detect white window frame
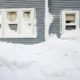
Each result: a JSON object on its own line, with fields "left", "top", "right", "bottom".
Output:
{"left": 61, "top": 10, "right": 79, "bottom": 33}
{"left": 0, "top": 8, "right": 37, "bottom": 38}
{"left": 0, "top": 11, "right": 2, "bottom": 37}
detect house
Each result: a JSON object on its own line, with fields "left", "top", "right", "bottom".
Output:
{"left": 0, "top": 0, "right": 79, "bottom": 44}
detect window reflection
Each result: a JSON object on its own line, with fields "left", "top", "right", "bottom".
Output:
{"left": 65, "top": 14, "right": 75, "bottom": 23}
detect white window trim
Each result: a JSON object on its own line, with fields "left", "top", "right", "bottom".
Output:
{"left": 61, "top": 10, "right": 79, "bottom": 34}
{"left": 0, "top": 8, "right": 37, "bottom": 38}
{"left": 45, "top": 0, "right": 49, "bottom": 40}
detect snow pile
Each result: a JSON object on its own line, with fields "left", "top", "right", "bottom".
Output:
{"left": 0, "top": 36, "right": 80, "bottom": 80}
{"left": 61, "top": 29, "right": 80, "bottom": 42}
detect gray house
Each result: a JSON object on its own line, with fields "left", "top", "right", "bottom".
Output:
{"left": 0, "top": 0, "right": 79, "bottom": 44}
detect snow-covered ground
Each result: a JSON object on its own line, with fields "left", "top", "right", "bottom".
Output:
{"left": 0, "top": 30, "right": 80, "bottom": 80}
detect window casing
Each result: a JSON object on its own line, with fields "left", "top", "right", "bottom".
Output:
{"left": 0, "top": 12, "right": 1, "bottom": 37}
{"left": 61, "top": 10, "right": 79, "bottom": 33}
{"left": 0, "top": 8, "right": 37, "bottom": 38}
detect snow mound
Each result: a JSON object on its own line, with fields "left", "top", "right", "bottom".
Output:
{"left": 0, "top": 34, "right": 80, "bottom": 80}
{"left": 61, "top": 29, "right": 80, "bottom": 42}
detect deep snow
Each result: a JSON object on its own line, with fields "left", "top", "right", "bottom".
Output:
{"left": 0, "top": 30, "right": 80, "bottom": 80}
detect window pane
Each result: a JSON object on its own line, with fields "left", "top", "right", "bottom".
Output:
{"left": 66, "top": 14, "right": 75, "bottom": 23}
{"left": 7, "top": 12, "right": 17, "bottom": 22}
{"left": 9, "top": 24, "right": 17, "bottom": 32}
{"left": 0, "top": 12, "right": 1, "bottom": 34}
{"left": 65, "top": 25, "right": 76, "bottom": 30}
{"left": 23, "top": 11, "right": 31, "bottom": 20}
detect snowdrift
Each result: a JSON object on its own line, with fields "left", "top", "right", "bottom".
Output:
{"left": 0, "top": 32, "right": 80, "bottom": 80}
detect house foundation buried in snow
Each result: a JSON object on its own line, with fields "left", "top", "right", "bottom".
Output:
{"left": 0, "top": 0, "right": 79, "bottom": 44}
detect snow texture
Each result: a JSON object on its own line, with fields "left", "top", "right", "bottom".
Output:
{"left": 0, "top": 30, "right": 80, "bottom": 80}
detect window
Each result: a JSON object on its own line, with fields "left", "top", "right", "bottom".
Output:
{"left": 0, "top": 8, "right": 37, "bottom": 38}
{"left": 61, "top": 10, "right": 79, "bottom": 33}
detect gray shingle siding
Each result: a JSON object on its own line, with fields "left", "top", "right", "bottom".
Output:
{"left": 0, "top": 0, "right": 45, "bottom": 44}
{"left": 49, "top": 0, "right": 80, "bottom": 37}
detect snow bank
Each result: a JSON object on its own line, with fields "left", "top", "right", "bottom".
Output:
{"left": 61, "top": 29, "right": 80, "bottom": 42}
{"left": 0, "top": 34, "right": 80, "bottom": 80}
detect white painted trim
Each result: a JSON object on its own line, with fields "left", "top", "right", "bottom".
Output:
{"left": 45, "top": 0, "right": 49, "bottom": 40}
{"left": 0, "top": 11, "right": 2, "bottom": 37}
{"left": 61, "top": 10, "right": 79, "bottom": 33}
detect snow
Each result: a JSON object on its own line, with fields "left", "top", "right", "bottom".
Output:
{"left": 61, "top": 29, "right": 80, "bottom": 42}
{"left": 0, "top": 30, "right": 80, "bottom": 80}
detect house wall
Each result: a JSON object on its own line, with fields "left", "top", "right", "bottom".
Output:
{"left": 0, "top": 0, "right": 45, "bottom": 44}
{"left": 49, "top": 0, "right": 80, "bottom": 38}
